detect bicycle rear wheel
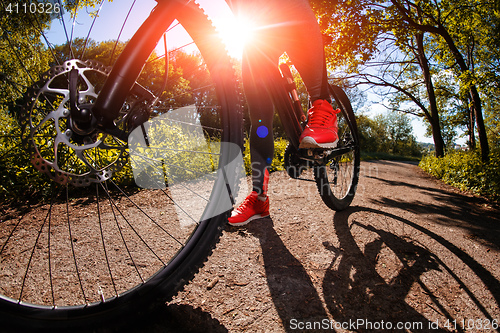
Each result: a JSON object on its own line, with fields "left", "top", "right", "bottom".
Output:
{"left": 0, "top": 1, "right": 243, "bottom": 330}
{"left": 314, "top": 84, "right": 360, "bottom": 211}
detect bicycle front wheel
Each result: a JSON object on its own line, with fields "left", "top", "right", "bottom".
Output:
{"left": 0, "top": 1, "right": 243, "bottom": 330}
{"left": 314, "top": 84, "right": 360, "bottom": 211}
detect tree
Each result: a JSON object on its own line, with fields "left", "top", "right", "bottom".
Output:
{"left": 311, "top": 0, "right": 448, "bottom": 156}
{"left": 0, "top": 1, "right": 63, "bottom": 201}
{"left": 356, "top": 112, "right": 421, "bottom": 156}
{"left": 390, "top": 0, "right": 492, "bottom": 161}
{"left": 0, "top": 0, "right": 112, "bottom": 114}
{"left": 0, "top": 1, "right": 53, "bottom": 114}
{"left": 383, "top": 112, "right": 420, "bottom": 156}
{"left": 311, "top": 0, "right": 498, "bottom": 161}
{"left": 357, "top": 114, "right": 390, "bottom": 153}
{"left": 387, "top": 31, "right": 448, "bottom": 157}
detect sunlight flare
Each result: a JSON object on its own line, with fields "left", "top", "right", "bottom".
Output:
{"left": 213, "top": 13, "right": 257, "bottom": 59}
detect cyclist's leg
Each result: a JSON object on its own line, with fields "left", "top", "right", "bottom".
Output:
{"left": 227, "top": 46, "right": 275, "bottom": 226}
{"left": 241, "top": 46, "right": 279, "bottom": 196}
{"left": 272, "top": 0, "right": 331, "bottom": 102}
{"left": 277, "top": 0, "right": 339, "bottom": 148}
{"left": 230, "top": 0, "right": 329, "bottom": 101}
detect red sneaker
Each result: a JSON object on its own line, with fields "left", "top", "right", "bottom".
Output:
{"left": 299, "top": 99, "right": 340, "bottom": 149}
{"left": 228, "top": 191, "right": 270, "bottom": 226}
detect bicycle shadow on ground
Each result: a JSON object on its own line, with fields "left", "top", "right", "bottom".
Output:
{"left": 246, "top": 204, "right": 499, "bottom": 333}
{"left": 325, "top": 206, "right": 444, "bottom": 331}
{"left": 245, "top": 217, "right": 330, "bottom": 332}
{"left": 246, "top": 213, "right": 444, "bottom": 332}
{"left": 324, "top": 205, "right": 499, "bottom": 333}
{"left": 367, "top": 174, "right": 500, "bottom": 250}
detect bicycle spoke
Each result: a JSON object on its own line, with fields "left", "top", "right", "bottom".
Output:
{"left": 80, "top": 0, "right": 106, "bottom": 60}
{"left": 47, "top": 198, "right": 55, "bottom": 307}
{"left": 1, "top": 2, "right": 243, "bottom": 325}
{"left": 101, "top": 181, "right": 148, "bottom": 287}
{"left": 109, "top": 176, "right": 200, "bottom": 231}
{"left": 96, "top": 184, "right": 119, "bottom": 298}
{"left": 102, "top": 184, "right": 165, "bottom": 266}
{"left": 19, "top": 205, "right": 49, "bottom": 303}
{"left": 65, "top": 186, "right": 88, "bottom": 305}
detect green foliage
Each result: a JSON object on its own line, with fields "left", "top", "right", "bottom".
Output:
{"left": 311, "top": 0, "right": 497, "bottom": 161}
{"left": 419, "top": 148, "right": 500, "bottom": 200}
{"left": 0, "top": 4, "right": 52, "bottom": 113}
{"left": 357, "top": 112, "right": 422, "bottom": 158}
{"left": 131, "top": 119, "right": 221, "bottom": 185}
{"left": 310, "top": 0, "right": 383, "bottom": 70}
{"left": 242, "top": 137, "right": 288, "bottom": 175}
{"left": 53, "top": 38, "right": 127, "bottom": 65}
{"left": 0, "top": 4, "right": 220, "bottom": 202}
{"left": 0, "top": 111, "right": 50, "bottom": 202}
{"left": 0, "top": 3, "right": 57, "bottom": 202}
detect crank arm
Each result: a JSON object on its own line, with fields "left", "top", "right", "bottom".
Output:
{"left": 298, "top": 144, "right": 357, "bottom": 163}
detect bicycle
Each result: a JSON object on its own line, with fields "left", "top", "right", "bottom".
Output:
{"left": 0, "top": 0, "right": 359, "bottom": 330}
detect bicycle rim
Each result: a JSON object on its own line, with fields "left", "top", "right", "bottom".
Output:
{"left": 314, "top": 85, "right": 360, "bottom": 211}
{"left": 0, "top": 0, "right": 243, "bottom": 329}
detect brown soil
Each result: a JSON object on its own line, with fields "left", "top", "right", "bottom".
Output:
{"left": 126, "top": 160, "right": 500, "bottom": 332}
{"left": 3, "top": 160, "right": 500, "bottom": 332}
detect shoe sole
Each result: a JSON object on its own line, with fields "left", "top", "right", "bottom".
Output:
{"left": 228, "top": 213, "right": 270, "bottom": 227}
{"left": 299, "top": 136, "right": 339, "bottom": 149}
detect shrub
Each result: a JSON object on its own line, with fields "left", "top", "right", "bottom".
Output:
{"left": 0, "top": 111, "right": 50, "bottom": 203}
{"left": 419, "top": 149, "right": 500, "bottom": 200}
{"left": 243, "top": 137, "right": 288, "bottom": 175}
{"left": 0, "top": 113, "right": 291, "bottom": 203}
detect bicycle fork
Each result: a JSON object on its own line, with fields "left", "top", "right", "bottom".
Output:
{"left": 83, "top": 1, "right": 186, "bottom": 139}
{"left": 279, "top": 63, "right": 306, "bottom": 124}
{"left": 271, "top": 63, "right": 305, "bottom": 150}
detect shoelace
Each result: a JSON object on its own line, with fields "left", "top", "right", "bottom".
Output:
{"left": 308, "top": 107, "right": 333, "bottom": 127}
{"left": 235, "top": 194, "right": 258, "bottom": 213}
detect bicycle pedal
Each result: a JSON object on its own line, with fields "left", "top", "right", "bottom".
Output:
{"left": 299, "top": 148, "right": 331, "bottom": 161}
{"left": 307, "top": 149, "right": 324, "bottom": 159}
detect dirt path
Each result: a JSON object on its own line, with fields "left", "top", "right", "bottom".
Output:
{"left": 129, "top": 160, "right": 500, "bottom": 332}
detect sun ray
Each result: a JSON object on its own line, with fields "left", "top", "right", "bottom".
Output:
{"left": 207, "top": 3, "right": 257, "bottom": 59}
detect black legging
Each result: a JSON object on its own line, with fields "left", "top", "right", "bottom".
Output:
{"left": 232, "top": 0, "right": 330, "bottom": 194}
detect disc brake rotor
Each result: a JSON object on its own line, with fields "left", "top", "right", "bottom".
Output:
{"left": 19, "top": 59, "right": 129, "bottom": 187}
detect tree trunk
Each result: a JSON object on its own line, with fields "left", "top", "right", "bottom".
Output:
{"left": 436, "top": 24, "right": 489, "bottom": 161}
{"left": 391, "top": 0, "right": 490, "bottom": 161}
{"left": 469, "top": 86, "right": 489, "bottom": 162}
{"left": 429, "top": 112, "right": 445, "bottom": 157}
{"left": 415, "top": 33, "right": 445, "bottom": 157}
{"left": 469, "top": 103, "right": 476, "bottom": 149}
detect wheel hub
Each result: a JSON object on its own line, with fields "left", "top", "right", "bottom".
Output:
{"left": 19, "top": 59, "right": 129, "bottom": 187}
